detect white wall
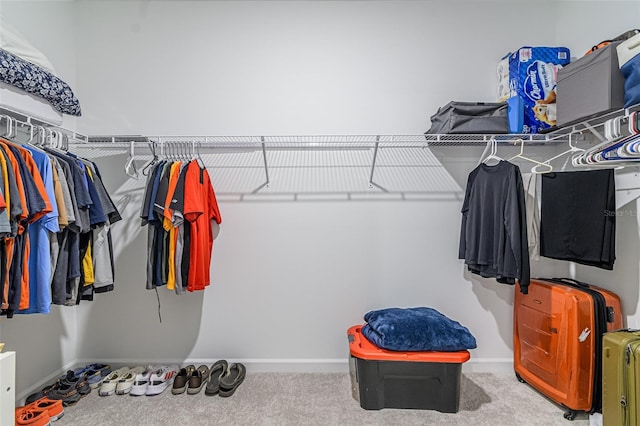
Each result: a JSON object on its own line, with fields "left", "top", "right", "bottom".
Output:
{"left": 0, "top": 0, "right": 79, "bottom": 399}
{"left": 74, "top": 0, "right": 561, "bottom": 136}
{"left": 71, "top": 0, "right": 559, "bottom": 370}
{"left": 3, "top": 0, "right": 640, "bottom": 396}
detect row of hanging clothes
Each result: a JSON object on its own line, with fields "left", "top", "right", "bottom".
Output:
{"left": 0, "top": 114, "right": 121, "bottom": 318}
{"left": 459, "top": 113, "right": 631, "bottom": 294}
{"left": 138, "top": 142, "right": 222, "bottom": 294}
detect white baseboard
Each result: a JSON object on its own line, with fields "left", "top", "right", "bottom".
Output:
{"left": 234, "top": 359, "right": 350, "bottom": 373}
{"left": 75, "top": 357, "right": 514, "bottom": 375}
{"left": 462, "top": 358, "right": 514, "bottom": 374}
{"left": 76, "top": 358, "right": 351, "bottom": 373}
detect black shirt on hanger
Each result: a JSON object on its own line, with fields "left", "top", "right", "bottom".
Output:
{"left": 459, "top": 160, "right": 530, "bottom": 293}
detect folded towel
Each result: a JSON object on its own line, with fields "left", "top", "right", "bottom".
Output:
{"left": 361, "top": 307, "right": 477, "bottom": 352}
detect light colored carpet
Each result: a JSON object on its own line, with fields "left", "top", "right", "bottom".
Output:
{"left": 52, "top": 372, "right": 590, "bottom": 426}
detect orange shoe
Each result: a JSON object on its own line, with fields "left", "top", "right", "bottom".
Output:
{"left": 27, "top": 397, "right": 64, "bottom": 422}
{"left": 15, "top": 406, "right": 51, "bottom": 426}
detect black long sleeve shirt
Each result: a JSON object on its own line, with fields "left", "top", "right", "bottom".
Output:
{"left": 459, "top": 160, "right": 530, "bottom": 294}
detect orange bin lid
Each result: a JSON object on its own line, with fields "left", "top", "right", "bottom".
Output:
{"left": 348, "top": 325, "right": 471, "bottom": 363}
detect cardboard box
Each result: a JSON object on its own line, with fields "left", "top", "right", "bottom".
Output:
{"left": 347, "top": 325, "right": 470, "bottom": 412}
{"left": 498, "top": 47, "right": 570, "bottom": 133}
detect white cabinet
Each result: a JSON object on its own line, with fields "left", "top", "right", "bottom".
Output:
{"left": 0, "top": 351, "right": 16, "bottom": 426}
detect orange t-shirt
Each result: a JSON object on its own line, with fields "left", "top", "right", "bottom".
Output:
{"left": 182, "top": 161, "right": 221, "bottom": 291}
{"left": 162, "top": 162, "right": 181, "bottom": 290}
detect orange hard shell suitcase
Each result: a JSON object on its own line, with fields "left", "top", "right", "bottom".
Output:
{"left": 514, "top": 278, "right": 623, "bottom": 420}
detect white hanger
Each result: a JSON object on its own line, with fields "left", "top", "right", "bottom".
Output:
{"left": 124, "top": 141, "right": 139, "bottom": 179}
{"left": 538, "top": 133, "right": 584, "bottom": 171}
{"left": 508, "top": 138, "right": 553, "bottom": 173}
{"left": 2, "top": 115, "right": 15, "bottom": 140}
{"left": 482, "top": 138, "right": 503, "bottom": 165}
{"left": 572, "top": 116, "right": 627, "bottom": 167}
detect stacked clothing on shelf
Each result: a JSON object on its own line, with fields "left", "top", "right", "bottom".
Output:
{"left": 0, "top": 139, "right": 120, "bottom": 317}
{"left": 140, "top": 159, "right": 222, "bottom": 293}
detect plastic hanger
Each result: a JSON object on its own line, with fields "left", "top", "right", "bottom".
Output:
{"left": 55, "top": 130, "right": 66, "bottom": 150}
{"left": 481, "top": 138, "right": 503, "bottom": 165}
{"left": 1, "top": 115, "right": 15, "bottom": 140}
{"left": 142, "top": 141, "right": 159, "bottom": 176}
{"left": 508, "top": 138, "right": 553, "bottom": 173}
{"left": 572, "top": 116, "right": 628, "bottom": 166}
{"left": 124, "top": 141, "right": 139, "bottom": 179}
{"left": 537, "top": 134, "right": 584, "bottom": 171}
{"left": 191, "top": 140, "right": 205, "bottom": 168}
{"left": 196, "top": 141, "right": 205, "bottom": 168}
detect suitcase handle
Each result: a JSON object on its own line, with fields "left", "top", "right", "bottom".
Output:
{"left": 611, "top": 328, "right": 640, "bottom": 333}
{"left": 550, "top": 277, "right": 590, "bottom": 289}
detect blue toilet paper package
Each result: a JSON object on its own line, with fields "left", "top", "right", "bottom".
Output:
{"left": 498, "top": 46, "right": 570, "bottom": 133}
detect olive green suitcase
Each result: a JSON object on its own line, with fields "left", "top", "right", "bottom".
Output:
{"left": 602, "top": 330, "right": 640, "bottom": 425}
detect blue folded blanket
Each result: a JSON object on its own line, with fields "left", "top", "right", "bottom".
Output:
{"left": 361, "top": 307, "right": 477, "bottom": 352}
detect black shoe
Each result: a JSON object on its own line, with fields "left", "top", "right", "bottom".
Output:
{"left": 46, "top": 381, "right": 82, "bottom": 407}
{"left": 60, "top": 370, "right": 91, "bottom": 397}
{"left": 219, "top": 363, "right": 246, "bottom": 397}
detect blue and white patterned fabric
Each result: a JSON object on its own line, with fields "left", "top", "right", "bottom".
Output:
{"left": 0, "top": 48, "right": 81, "bottom": 116}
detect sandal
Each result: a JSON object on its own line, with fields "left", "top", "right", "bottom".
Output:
{"left": 219, "top": 363, "right": 246, "bottom": 397}
{"left": 25, "top": 397, "right": 64, "bottom": 422}
{"left": 204, "top": 360, "right": 228, "bottom": 396}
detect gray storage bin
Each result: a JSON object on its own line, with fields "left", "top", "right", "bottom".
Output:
{"left": 425, "top": 101, "right": 509, "bottom": 134}
{"left": 556, "top": 42, "right": 625, "bottom": 127}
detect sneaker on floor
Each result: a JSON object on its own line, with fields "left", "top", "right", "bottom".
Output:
{"left": 59, "top": 371, "right": 91, "bottom": 398}
{"left": 15, "top": 407, "right": 51, "bottom": 426}
{"left": 82, "top": 364, "right": 112, "bottom": 389}
{"left": 146, "top": 364, "right": 179, "bottom": 396}
{"left": 26, "top": 397, "right": 64, "bottom": 422}
{"left": 116, "top": 366, "right": 145, "bottom": 395}
{"left": 99, "top": 367, "right": 130, "bottom": 396}
{"left": 45, "top": 381, "right": 82, "bottom": 407}
{"left": 171, "top": 365, "right": 195, "bottom": 395}
{"left": 187, "top": 365, "right": 210, "bottom": 395}
{"left": 129, "top": 366, "right": 156, "bottom": 397}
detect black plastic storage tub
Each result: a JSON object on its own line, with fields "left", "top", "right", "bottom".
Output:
{"left": 347, "top": 325, "right": 470, "bottom": 412}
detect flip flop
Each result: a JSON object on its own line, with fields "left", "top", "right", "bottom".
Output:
{"left": 219, "top": 363, "right": 246, "bottom": 397}
{"left": 204, "top": 360, "right": 228, "bottom": 396}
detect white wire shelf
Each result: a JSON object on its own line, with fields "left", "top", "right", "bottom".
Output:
{"left": 84, "top": 132, "right": 569, "bottom": 148}
{"left": 7, "top": 105, "right": 636, "bottom": 201}
{"left": 72, "top": 132, "right": 579, "bottom": 200}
